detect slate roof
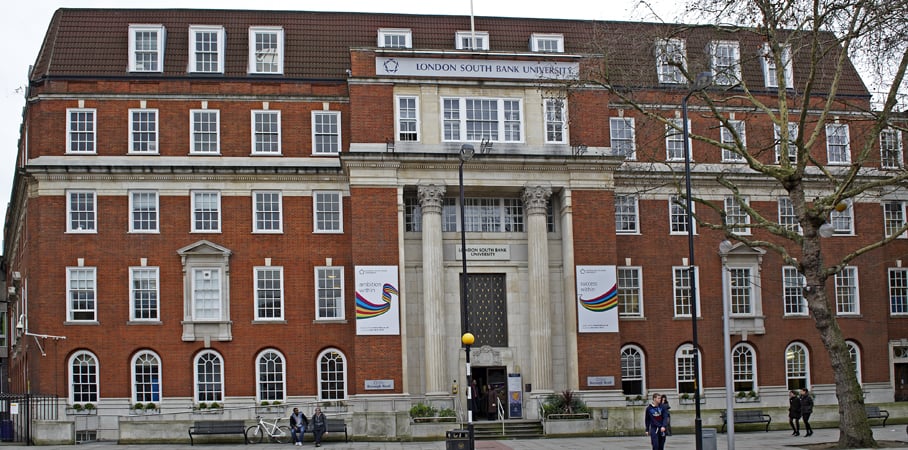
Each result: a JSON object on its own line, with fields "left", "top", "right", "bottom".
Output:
{"left": 30, "top": 8, "right": 869, "bottom": 97}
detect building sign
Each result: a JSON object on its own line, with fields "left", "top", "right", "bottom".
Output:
{"left": 455, "top": 245, "right": 510, "bottom": 260}
{"left": 355, "top": 266, "right": 400, "bottom": 335}
{"left": 376, "top": 57, "right": 579, "bottom": 80}
{"left": 507, "top": 373, "right": 523, "bottom": 419}
{"left": 365, "top": 379, "right": 395, "bottom": 390}
{"left": 587, "top": 376, "right": 615, "bottom": 387}
{"left": 576, "top": 265, "right": 620, "bottom": 333}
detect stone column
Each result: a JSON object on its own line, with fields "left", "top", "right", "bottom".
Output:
{"left": 418, "top": 184, "right": 447, "bottom": 395}
{"left": 523, "top": 184, "right": 553, "bottom": 391}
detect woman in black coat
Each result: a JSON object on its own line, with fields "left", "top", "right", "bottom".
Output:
{"left": 788, "top": 390, "right": 801, "bottom": 436}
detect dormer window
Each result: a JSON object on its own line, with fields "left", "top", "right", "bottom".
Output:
{"left": 762, "top": 43, "right": 793, "bottom": 89}
{"left": 378, "top": 28, "right": 412, "bottom": 48}
{"left": 248, "top": 27, "right": 284, "bottom": 74}
{"left": 456, "top": 31, "right": 489, "bottom": 50}
{"left": 129, "top": 25, "right": 165, "bottom": 73}
{"left": 655, "top": 38, "right": 686, "bottom": 84}
{"left": 531, "top": 33, "right": 564, "bottom": 53}
{"left": 189, "top": 25, "right": 225, "bottom": 74}
{"left": 710, "top": 40, "right": 741, "bottom": 86}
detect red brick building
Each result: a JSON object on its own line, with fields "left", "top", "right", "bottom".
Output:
{"left": 2, "top": 7, "right": 906, "bottom": 443}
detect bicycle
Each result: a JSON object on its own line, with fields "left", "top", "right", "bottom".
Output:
{"left": 246, "top": 415, "right": 291, "bottom": 444}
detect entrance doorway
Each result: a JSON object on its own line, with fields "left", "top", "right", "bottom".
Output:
{"left": 472, "top": 366, "right": 507, "bottom": 420}
{"left": 895, "top": 363, "right": 908, "bottom": 401}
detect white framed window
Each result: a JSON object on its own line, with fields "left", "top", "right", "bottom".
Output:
{"left": 129, "top": 108, "right": 159, "bottom": 154}
{"left": 672, "top": 266, "right": 700, "bottom": 317}
{"left": 256, "top": 349, "right": 286, "bottom": 402}
{"left": 615, "top": 195, "right": 639, "bottom": 234}
{"left": 312, "top": 111, "right": 341, "bottom": 154}
{"left": 881, "top": 128, "right": 904, "bottom": 169}
{"left": 830, "top": 200, "right": 854, "bottom": 235}
{"left": 378, "top": 28, "right": 412, "bottom": 48}
{"left": 710, "top": 40, "right": 741, "bottom": 86}
{"left": 775, "top": 122, "right": 798, "bottom": 163}
{"left": 655, "top": 38, "right": 686, "bottom": 84}
{"left": 620, "top": 345, "right": 646, "bottom": 395}
{"left": 883, "top": 201, "right": 907, "bottom": 238}
{"left": 724, "top": 196, "right": 750, "bottom": 234}
{"left": 129, "top": 25, "right": 165, "bottom": 72}
{"left": 190, "top": 109, "right": 220, "bottom": 154}
{"left": 316, "top": 266, "right": 344, "bottom": 319}
{"left": 194, "top": 350, "right": 224, "bottom": 403}
{"left": 727, "top": 267, "right": 754, "bottom": 315}
{"left": 462, "top": 198, "right": 526, "bottom": 232}
{"left": 314, "top": 191, "right": 343, "bottom": 233}
{"left": 889, "top": 267, "right": 908, "bottom": 315}
{"left": 846, "top": 340, "right": 862, "bottom": 385}
{"left": 762, "top": 43, "right": 793, "bottom": 89}
{"left": 826, "top": 123, "right": 851, "bottom": 164}
{"left": 192, "top": 191, "right": 221, "bottom": 233}
{"left": 67, "top": 190, "right": 97, "bottom": 233}
{"left": 248, "top": 27, "right": 283, "bottom": 74}
{"left": 834, "top": 267, "right": 860, "bottom": 315}
{"left": 67, "top": 108, "right": 97, "bottom": 154}
{"left": 782, "top": 266, "right": 807, "bottom": 316}
{"left": 785, "top": 342, "right": 810, "bottom": 390}
{"left": 669, "top": 196, "right": 694, "bottom": 234}
{"left": 67, "top": 267, "right": 97, "bottom": 322}
{"left": 130, "top": 266, "right": 159, "bottom": 321}
{"left": 70, "top": 351, "right": 99, "bottom": 405}
{"left": 721, "top": 120, "right": 746, "bottom": 161}
{"left": 610, "top": 117, "right": 636, "bottom": 159}
{"left": 396, "top": 96, "right": 419, "bottom": 142}
{"left": 665, "top": 118, "right": 690, "bottom": 161}
{"left": 189, "top": 25, "right": 225, "bottom": 73}
{"left": 778, "top": 196, "right": 801, "bottom": 233}
{"left": 544, "top": 98, "right": 566, "bottom": 143}
{"left": 192, "top": 268, "right": 223, "bottom": 320}
{"left": 255, "top": 266, "right": 284, "bottom": 320}
{"left": 732, "top": 343, "right": 757, "bottom": 392}
{"left": 675, "top": 344, "right": 701, "bottom": 394}
{"left": 132, "top": 351, "right": 162, "bottom": 403}
{"left": 617, "top": 267, "right": 643, "bottom": 317}
{"left": 251, "top": 110, "right": 281, "bottom": 154}
{"left": 318, "top": 349, "right": 348, "bottom": 400}
{"left": 455, "top": 31, "right": 489, "bottom": 50}
{"left": 442, "top": 98, "right": 523, "bottom": 143}
{"left": 129, "top": 190, "right": 159, "bottom": 233}
{"left": 531, "top": 33, "right": 564, "bottom": 52}
{"left": 253, "top": 191, "right": 282, "bottom": 233}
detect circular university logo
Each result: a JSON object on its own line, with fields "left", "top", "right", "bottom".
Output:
{"left": 383, "top": 59, "right": 399, "bottom": 73}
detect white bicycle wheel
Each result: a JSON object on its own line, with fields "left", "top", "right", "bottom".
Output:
{"left": 246, "top": 425, "right": 264, "bottom": 444}
{"left": 273, "top": 425, "right": 292, "bottom": 444}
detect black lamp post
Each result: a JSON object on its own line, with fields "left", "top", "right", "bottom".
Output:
{"left": 459, "top": 144, "right": 475, "bottom": 450}
{"left": 681, "top": 71, "right": 712, "bottom": 450}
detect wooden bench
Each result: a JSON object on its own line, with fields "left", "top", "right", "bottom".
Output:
{"left": 720, "top": 410, "right": 771, "bottom": 432}
{"left": 303, "top": 418, "right": 348, "bottom": 443}
{"left": 866, "top": 405, "right": 890, "bottom": 427}
{"left": 188, "top": 420, "right": 248, "bottom": 446}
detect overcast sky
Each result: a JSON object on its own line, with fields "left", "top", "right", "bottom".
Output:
{"left": 0, "top": 1, "right": 679, "bottom": 243}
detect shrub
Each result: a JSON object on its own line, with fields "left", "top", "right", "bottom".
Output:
{"left": 438, "top": 408, "right": 456, "bottom": 417}
{"left": 260, "top": 401, "right": 270, "bottom": 406}
{"left": 197, "top": 402, "right": 208, "bottom": 409}
{"left": 84, "top": 403, "right": 96, "bottom": 411}
{"left": 72, "top": 404, "right": 84, "bottom": 412}
{"left": 132, "top": 403, "right": 144, "bottom": 411}
{"left": 541, "top": 389, "right": 590, "bottom": 418}
{"left": 144, "top": 402, "right": 156, "bottom": 410}
{"left": 209, "top": 402, "right": 221, "bottom": 409}
{"left": 409, "top": 402, "right": 437, "bottom": 418}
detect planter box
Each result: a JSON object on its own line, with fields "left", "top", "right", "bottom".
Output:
{"left": 543, "top": 417, "right": 595, "bottom": 435}
{"left": 734, "top": 397, "right": 760, "bottom": 403}
{"left": 412, "top": 417, "right": 456, "bottom": 423}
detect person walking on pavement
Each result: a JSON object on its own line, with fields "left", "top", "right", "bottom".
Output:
{"left": 659, "top": 394, "right": 672, "bottom": 436}
{"left": 311, "top": 406, "right": 327, "bottom": 447}
{"left": 644, "top": 393, "right": 669, "bottom": 450}
{"left": 289, "top": 407, "right": 309, "bottom": 446}
{"left": 788, "top": 390, "right": 801, "bottom": 436}
{"left": 799, "top": 388, "right": 814, "bottom": 437}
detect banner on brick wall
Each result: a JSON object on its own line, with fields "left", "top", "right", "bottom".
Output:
{"left": 576, "top": 265, "right": 619, "bottom": 333}
{"left": 355, "top": 266, "right": 400, "bottom": 335}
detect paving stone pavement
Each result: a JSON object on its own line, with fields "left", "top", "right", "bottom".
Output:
{"left": 6, "top": 426, "right": 906, "bottom": 449}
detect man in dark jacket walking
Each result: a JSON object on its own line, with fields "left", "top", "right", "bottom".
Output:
{"left": 788, "top": 390, "right": 801, "bottom": 436}
{"left": 799, "top": 388, "right": 814, "bottom": 437}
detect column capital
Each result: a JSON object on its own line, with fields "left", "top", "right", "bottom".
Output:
{"left": 418, "top": 184, "right": 447, "bottom": 214}
{"left": 522, "top": 184, "right": 552, "bottom": 215}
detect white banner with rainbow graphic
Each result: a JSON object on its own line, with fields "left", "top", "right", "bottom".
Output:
{"left": 354, "top": 266, "right": 400, "bottom": 335}
{"left": 576, "top": 265, "right": 619, "bottom": 333}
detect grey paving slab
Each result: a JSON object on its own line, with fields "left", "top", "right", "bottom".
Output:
{"left": 3, "top": 427, "right": 907, "bottom": 449}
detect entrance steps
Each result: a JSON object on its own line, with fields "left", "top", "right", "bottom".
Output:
{"left": 470, "top": 419, "right": 544, "bottom": 439}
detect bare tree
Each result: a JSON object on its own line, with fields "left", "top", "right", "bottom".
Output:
{"left": 574, "top": 0, "right": 908, "bottom": 447}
